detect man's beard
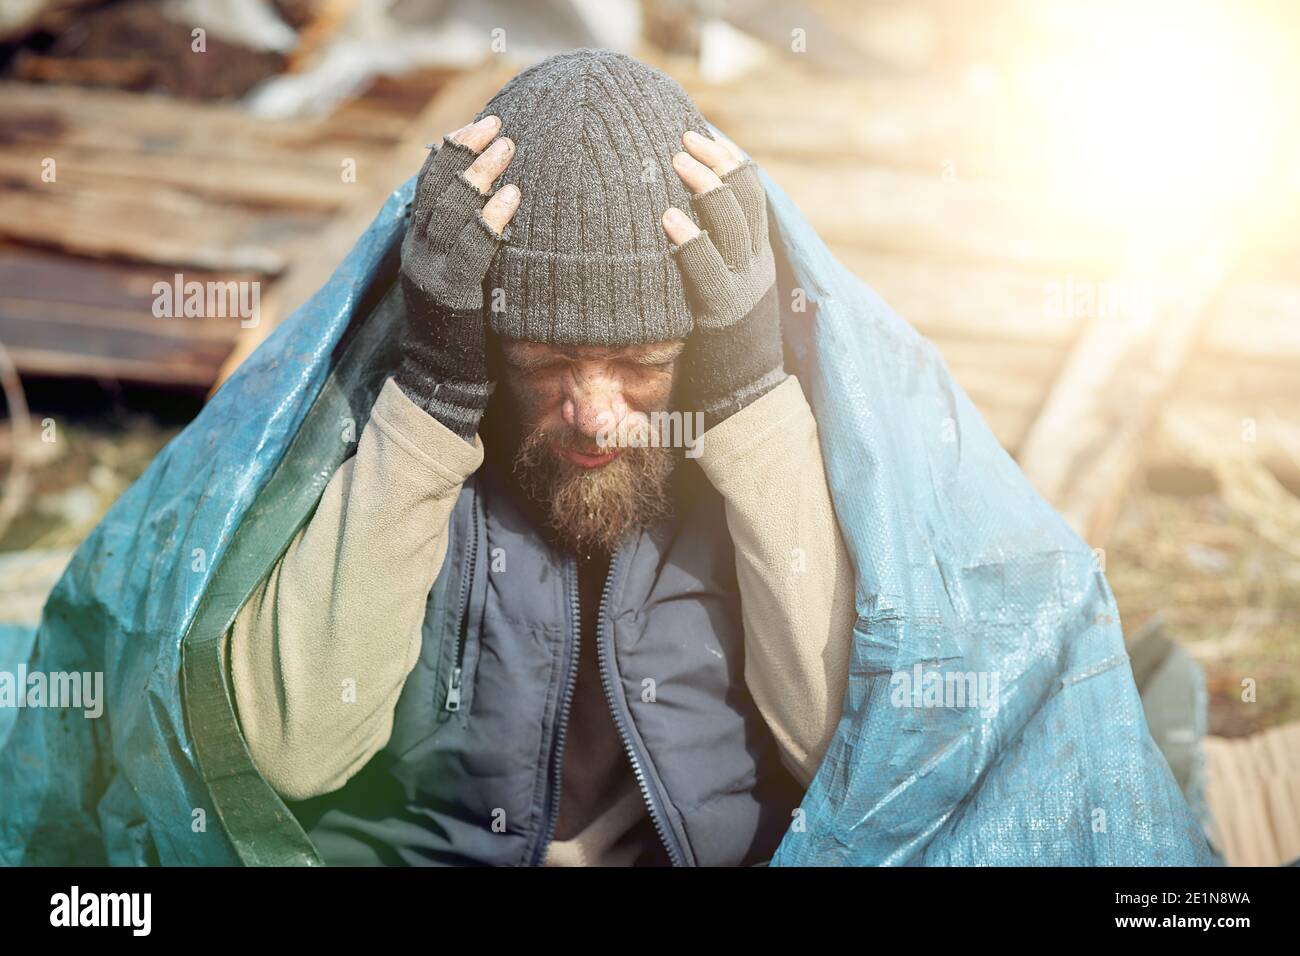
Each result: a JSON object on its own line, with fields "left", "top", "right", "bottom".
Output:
{"left": 512, "top": 423, "right": 677, "bottom": 556}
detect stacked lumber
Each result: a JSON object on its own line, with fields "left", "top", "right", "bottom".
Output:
{"left": 0, "top": 70, "right": 454, "bottom": 385}
{"left": 1204, "top": 721, "right": 1300, "bottom": 866}
{"left": 0, "top": 246, "right": 243, "bottom": 385}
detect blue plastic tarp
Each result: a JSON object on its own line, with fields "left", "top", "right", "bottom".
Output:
{"left": 0, "top": 153, "right": 1216, "bottom": 866}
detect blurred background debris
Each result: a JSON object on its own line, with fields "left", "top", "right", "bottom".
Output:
{"left": 0, "top": 0, "right": 1297, "bottom": 865}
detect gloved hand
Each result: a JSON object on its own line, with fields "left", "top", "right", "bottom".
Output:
{"left": 662, "top": 131, "right": 785, "bottom": 430}
{"left": 397, "top": 115, "right": 520, "bottom": 442}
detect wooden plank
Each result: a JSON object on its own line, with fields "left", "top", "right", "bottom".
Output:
{"left": 0, "top": 97, "right": 393, "bottom": 187}
{"left": 687, "top": 68, "right": 1047, "bottom": 185}
{"left": 836, "top": 248, "right": 1082, "bottom": 344}
{"left": 0, "top": 179, "right": 323, "bottom": 272}
{"left": 0, "top": 246, "right": 246, "bottom": 382}
{"left": 1175, "top": 353, "right": 1300, "bottom": 403}
{"left": 1205, "top": 721, "right": 1300, "bottom": 866}
{"left": 1016, "top": 242, "right": 1235, "bottom": 545}
{"left": 762, "top": 159, "right": 1122, "bottom": 274}
{"left": 0, "top": 80, "right": 390, "bottom": 155}
{"left": 214, "top": 61, "right": 519, "bottom": 387}
{"left": 1, "top": 296, "right": 244, "bottom": 343}
{"left": 11, "top": 54, "right": 154, "bottom": 87}
{"left": 0, "top": 314, "right": 232, "bottom": 385}
{"left": 0, "top": 245, "right": 247, "bottom": 333}
{"left": 0, "top": 81, "right": 404, "bottom": 266}
{"left": 0, "top": 346, "right": 223, "bottom": 386}
{"left": 1152, "top": 401, "right": 1300, "bottom": 478}
{"left": 1204, "top": 280, "right": 1300, "bottom": 361}
{"left": 0, "top": 143, "right": 379, "bottom": 212}
{"left": 0, "top": 243, "right": 189, "bottom": 309}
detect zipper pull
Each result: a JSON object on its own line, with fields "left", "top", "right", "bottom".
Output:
{"left": 445, "top": 666, "right": 463, "bottom": 712}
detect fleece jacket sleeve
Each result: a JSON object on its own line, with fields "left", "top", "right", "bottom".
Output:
{"left": 695, "top": 374, "right": 857, "bottom": 788}
{"left": 225, "top": 376, "right": 483, "bottom": 802}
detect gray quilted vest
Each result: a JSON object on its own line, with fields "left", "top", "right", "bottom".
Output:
{"left": 289, "top": 449, "right": 804, "bottom": 865}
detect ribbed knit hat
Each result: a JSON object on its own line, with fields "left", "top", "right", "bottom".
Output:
{"left": 473, "top": 49, "right": 710, "bottom": 346}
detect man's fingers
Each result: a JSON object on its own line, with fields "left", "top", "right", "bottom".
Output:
{"left": 481, "top": 183, "right": 521, "bottom": 237}
{"left": 661, "top": 206, "right": 700, "bottom": 245}
{"left": 671, "top": 150, "right": 722, "bottom": 195}
{"left": 446, "top": 114, "right": 501, "bottom": 152}
{"left": 714, "top": 132, "right": 746, "bottom": 165}
{"left": 463, "top": 136, "right": 515, "bottom": 194}
{"left": 682, "top": 130, "right": 741, "bottom": 178}
{"left": 410, "top": 116, "right": 499, "bottom": 235}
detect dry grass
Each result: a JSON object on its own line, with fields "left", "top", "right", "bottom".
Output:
{"left": 1108, "top": 411, "right": 1300, "bottom": 737}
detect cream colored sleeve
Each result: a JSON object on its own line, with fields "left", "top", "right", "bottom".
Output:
{"left": 226, "top": 376, "right": 484, "bottom": 802}
{"left": 695, "top": 375, "right": 856, "bottom": 788}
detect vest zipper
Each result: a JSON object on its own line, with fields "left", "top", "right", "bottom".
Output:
{"left": 532, "top": 548, "right": 689, "bottom": 866}
{"left": 444, "top": 490, "right": 480, "bottom": 713}
{"left": 529, "top": 560, "right": 583, "bottom": 864}
{"left": 592, "top": 549, "right": 688, "bottom": 866}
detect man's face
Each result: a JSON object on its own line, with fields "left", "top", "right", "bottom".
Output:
{"left": 498, "top": 338, "right": 685, "bottom": 555}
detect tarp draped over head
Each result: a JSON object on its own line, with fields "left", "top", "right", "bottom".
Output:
{"left": 0, "top": 133, "right": 1215, "bottom": 866}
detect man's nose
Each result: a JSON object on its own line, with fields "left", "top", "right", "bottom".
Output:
{"left": 561, "top": 371, "right": 628, "bottom": 438}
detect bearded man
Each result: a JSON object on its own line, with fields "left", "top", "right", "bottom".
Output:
{"left": 227, "top": 49, "right": 856, "bottom": 866}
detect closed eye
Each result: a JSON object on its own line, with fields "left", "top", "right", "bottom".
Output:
{"left": 632, "top": 347, "right": 684, "bottom": 369}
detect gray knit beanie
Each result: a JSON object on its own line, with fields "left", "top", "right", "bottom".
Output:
{"left": 473, "top": 49, "right": 711, "bottom": 346}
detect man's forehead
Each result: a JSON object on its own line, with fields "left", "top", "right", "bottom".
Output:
{"left": 500, "top": 338, "right": 685, "bottom": 364}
